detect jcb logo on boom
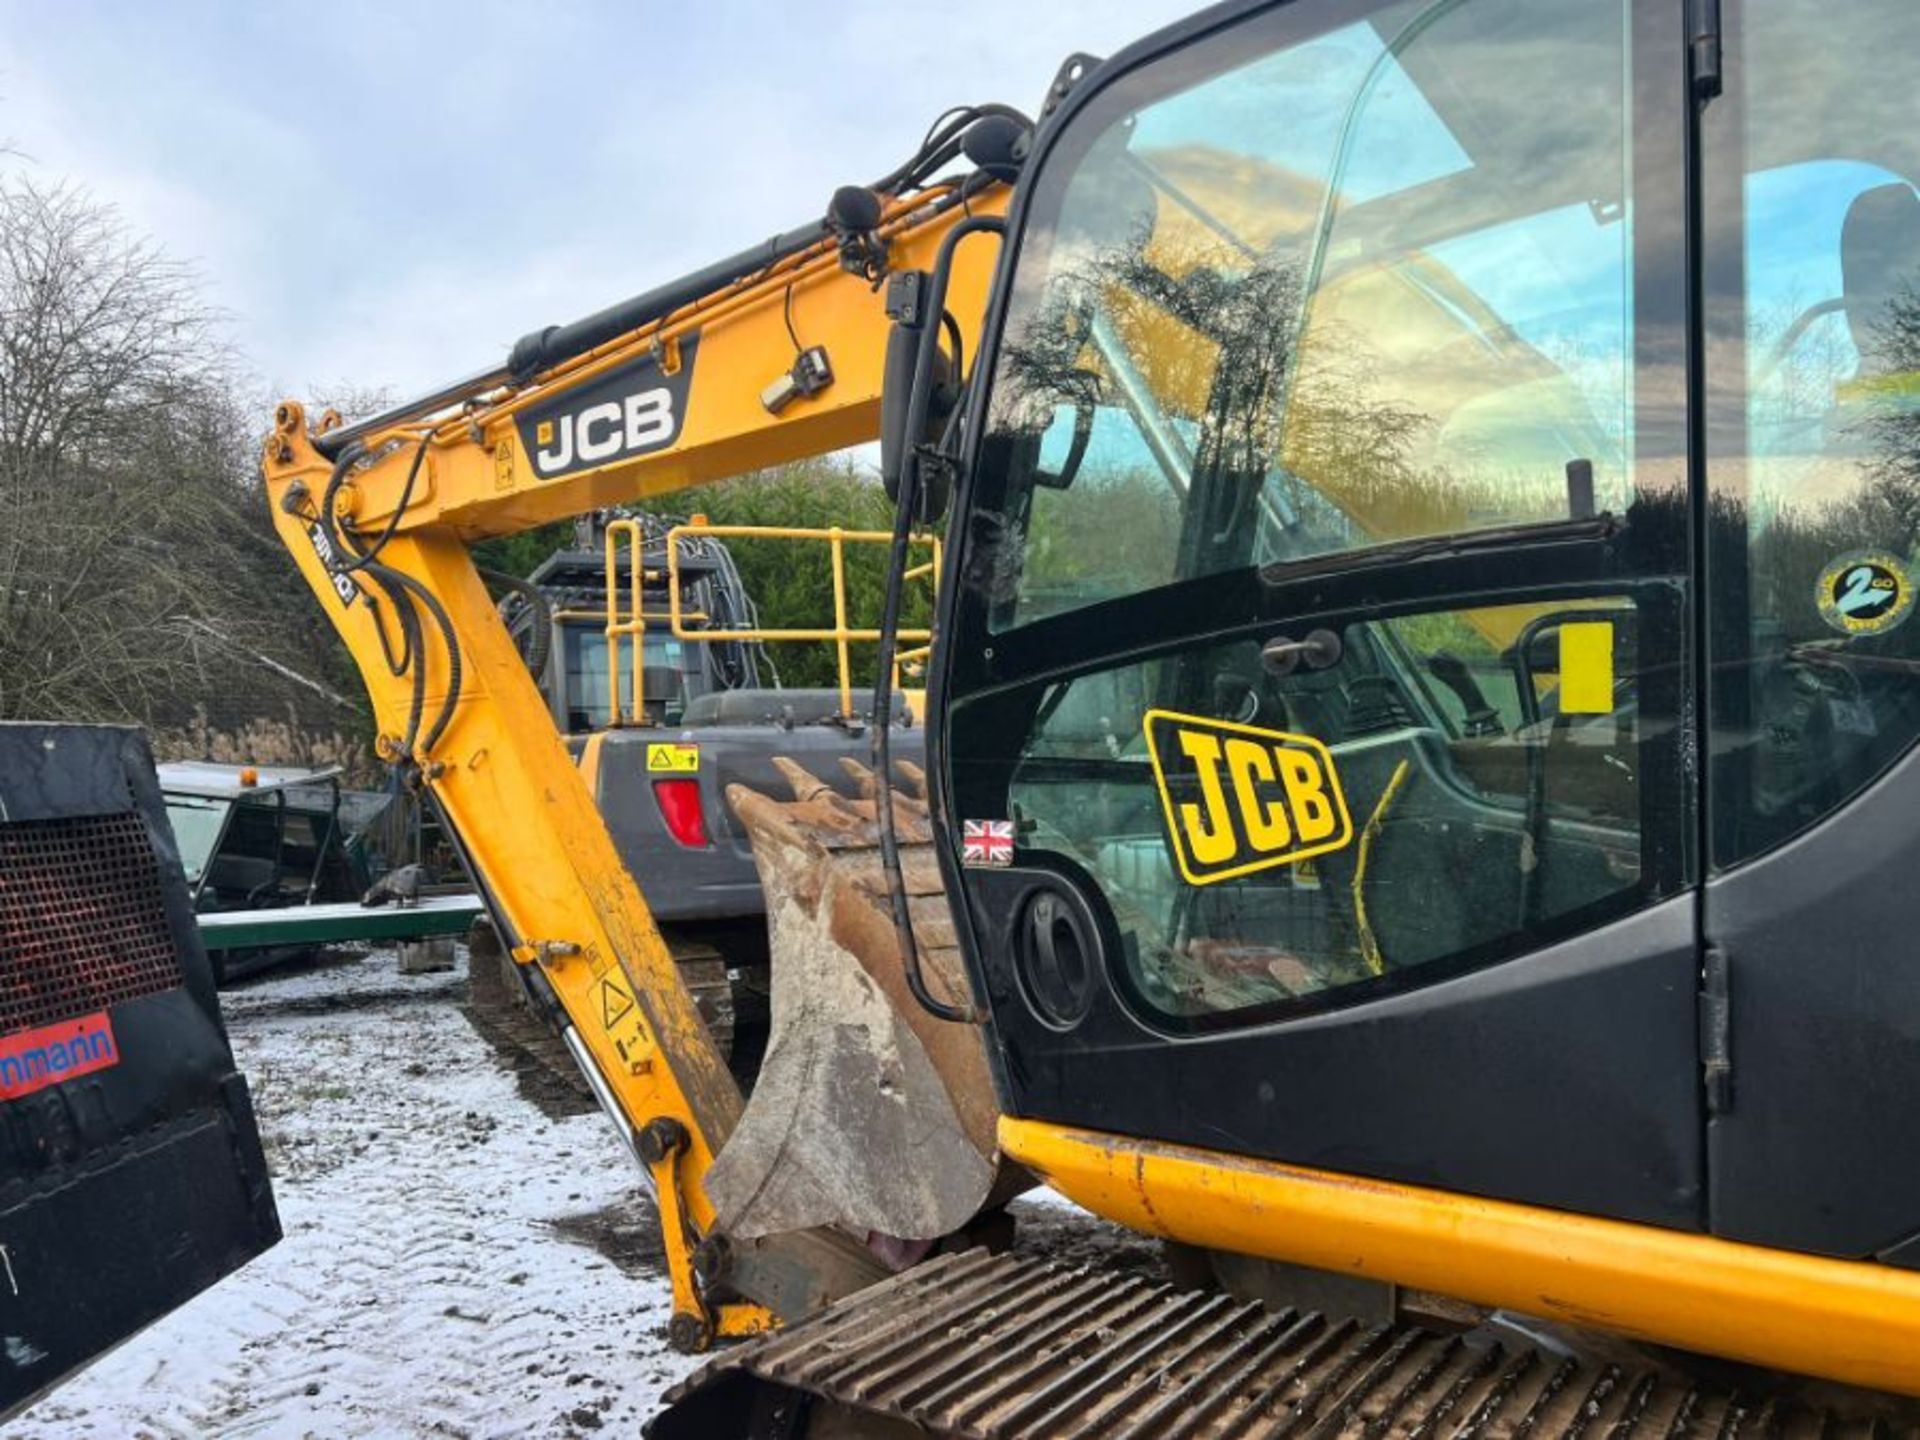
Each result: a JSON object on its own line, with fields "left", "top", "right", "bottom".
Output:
{"left": 1144, "top": 710, "right": 1354, "bottom": 886}
{"left": 530, "top": 388, "right": 674, "bottom": 476}
{"left": 512, "top": 336, "right": 699, "bottom": 483}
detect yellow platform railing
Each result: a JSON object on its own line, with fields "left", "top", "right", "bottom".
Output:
{"left": 603, "top": 517, "right": 940, "bottom": 723}
{"left": 601, "top": 519, "right": 707, "bottom": 726}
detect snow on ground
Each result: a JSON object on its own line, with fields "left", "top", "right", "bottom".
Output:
{"left": 2, "top": 945, "right": 1144, "bottom": 1440}
{"left": 5, "top": 948, "right": 700, "bottom": 1440}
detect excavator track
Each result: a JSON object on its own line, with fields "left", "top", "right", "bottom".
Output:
{"left": 651, "top": 1250, "right": 1893, "bottom": 1439}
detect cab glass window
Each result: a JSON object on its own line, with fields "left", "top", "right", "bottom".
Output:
{"left": 978, "top": 0, "right": 1633, "bottom": 632}
{"left": 1704, "top": 0, "right": 1920, "bottom": 864}
{"left": 971, "top": 0, "right": 1671, "bottom": 1027}
{"left": 561, "top": 627, "right": 688, "bottom": 731}
{"left": 163, "top": 796, "right": 229, "bottom": 884}
{"left": 1009, "top": 595, "right": 1670, "bottom": 1025}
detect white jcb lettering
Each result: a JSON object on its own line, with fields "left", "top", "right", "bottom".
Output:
{"left": 533, "top": 387, "right": 675, "bottom": 476}
{"left": 535, "top": 415, "right": 573, "bottom": 473}
{"left": 575, "top": 401, "right": 624, "bottom": 463}
{"left": 306, "top": 523, "right": 358, "bottom": 607}
{"left": 625, "top": 388, "right": 674, "bottom": 449}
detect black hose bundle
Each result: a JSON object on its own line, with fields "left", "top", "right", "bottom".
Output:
{"left": 480, "top": 566, "right": 554, "bottom": 685}
{"left": 314, "top": 441, "right": 465, "bottom": 763}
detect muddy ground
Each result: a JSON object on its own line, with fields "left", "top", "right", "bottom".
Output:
{"left": 3, "top": 947, "right": 1145, "bottom": 1439}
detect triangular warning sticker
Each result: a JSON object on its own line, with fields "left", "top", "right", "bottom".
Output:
{"left": 600, "top": 976, "right": 635, "bottom": 1031}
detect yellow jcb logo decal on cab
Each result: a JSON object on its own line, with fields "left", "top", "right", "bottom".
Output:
{"left": 645, "top": 743, "right": 699, "bottom": 774}
{"left": 1144, "top": 709, "right": 1354, "bottom": 887}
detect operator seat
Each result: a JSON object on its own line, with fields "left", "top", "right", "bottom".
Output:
{"left": 1841, "top": 182, "right": 1920, "bottom": 370}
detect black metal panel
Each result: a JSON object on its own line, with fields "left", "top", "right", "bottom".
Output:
{"left": 0, "top": 724, "right": 279, "bottom": 1419}
{"left": 969, "top": 876, "right": 1703, "bottom": 1229}
{"left": 1705, "top": 743, "right": 1920, "bottom": 1255}
{"left": 0, "top": 723, "right": 144, "bottom": 823}
{"left": 1881, "top": 1228, "right": 1920, "bottom": 1272}
{"left": 0, "top": 1082, "right": 275, "bottom": 1418}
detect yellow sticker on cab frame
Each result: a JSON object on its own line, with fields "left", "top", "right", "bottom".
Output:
{"left": 1144, "top": 709, "right": 1355, "bottom": 887}
{"left": 645, "top": 742, "right": 700, "bottom": 774}
{"left": 1558, "top": 621, "right": 1616, "bottom": 714}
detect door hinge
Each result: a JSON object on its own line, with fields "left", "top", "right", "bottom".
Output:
{"left": 1700, "top": 945, "right": 1733, "bottom": 1116}
{"left": 1688, "top": 0, "right": 1724, "bottom": 101}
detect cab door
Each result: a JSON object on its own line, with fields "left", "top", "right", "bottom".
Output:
{"left": 1698, "top": 0, "right": 1920, "bottom": 1260}
{"left": 938, "top": 0, "right": 1707, "bottom": 1228}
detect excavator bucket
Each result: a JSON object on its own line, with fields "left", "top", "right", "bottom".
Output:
{"left": 706, "top": 758, "right": 1021, "bottom": 1246}
{"left": 0, "top": 724, "right": 278, "bottom": 1419}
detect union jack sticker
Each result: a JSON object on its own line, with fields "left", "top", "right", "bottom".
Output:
{"left": 962, "top": 818, "right": 1015, "bottom": 867}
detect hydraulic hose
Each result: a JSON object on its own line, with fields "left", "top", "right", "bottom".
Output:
{"left": 318, "top": 437, "right": 429, "bottom": 576}
{"left": 365, "top": 560, "right": 463, "bottom": 759}
{"left": 312, "top": 442, "right": 463, "bottom": 760}
{"left": 313, "top": 107, "right": 1035, "bottom": 459}
{"left": 871, "top": 446, "right": 974, "bottom": 1026}
{"left": 370, "top": 568, "right": 427, "bottom": 756}
{"left": 870, "top": 214, "right": 1007, "bottom": 1028}
{"left": 479, "top": 566, "right": 554, "bottom": 685}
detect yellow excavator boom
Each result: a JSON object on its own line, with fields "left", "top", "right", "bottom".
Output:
{"left": 262, "top": 154, "right": 1009, "bottom": 1345}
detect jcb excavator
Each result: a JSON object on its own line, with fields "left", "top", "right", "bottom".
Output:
{"left": 260, "top": 0, "right": 1920, "bottom": 1431}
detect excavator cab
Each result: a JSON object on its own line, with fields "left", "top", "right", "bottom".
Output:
{"left": 923, "top": 0, "right": 1920, "bottom": 1358}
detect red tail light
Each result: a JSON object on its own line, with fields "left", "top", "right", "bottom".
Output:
{"left": 652, "top": 778, "right": 711, "bottom": 848}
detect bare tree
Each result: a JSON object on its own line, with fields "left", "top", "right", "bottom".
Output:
{"left": 0, "top": 179, "right": 357, "bottom": 743}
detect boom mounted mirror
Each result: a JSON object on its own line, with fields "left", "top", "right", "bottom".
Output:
{"left": 879, "top": 214, "right": 1007, "bottom": 524}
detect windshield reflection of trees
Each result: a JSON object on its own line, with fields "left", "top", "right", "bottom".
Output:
{"left": 991, "top": 194, "right": 1627, "bottom": 624}
{"left": 1717, "top": 262, "right": 1920, "bottom": 849}
{"left": 1738, "top": 271, "right": 1920, "bottom": 643}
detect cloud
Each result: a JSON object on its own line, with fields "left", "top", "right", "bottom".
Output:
{"left": 1, "top": 0, "right": 1198, "bottom": 404}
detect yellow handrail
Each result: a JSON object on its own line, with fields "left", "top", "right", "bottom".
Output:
{"left": 664, "top": 522, "right": 940, "bottom": 720}
{"left": 600, "top": 519, "right": 941, "bottom": 724}
{"left": 603, "top": 518, "right": 655, "bottom": 725}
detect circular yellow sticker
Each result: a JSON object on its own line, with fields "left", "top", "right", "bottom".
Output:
{"left": 1816, "top": 551, "right": 1914, "bottom": 636}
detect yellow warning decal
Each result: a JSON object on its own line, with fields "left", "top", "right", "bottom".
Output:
{"left": 588, "top": 949, "right": 651, "bottom": 1066}
{"left": 1558, "top": 621, "right": 1616, "bottom": 714}
{"left": 1144, "top": 709, "right": 1355, "bottom": 888}
{"left": 599, "top": 974, "right": 635, "bottom": 1031}
{"left": 645, "top": 742, "right": 700, "bottom": 774}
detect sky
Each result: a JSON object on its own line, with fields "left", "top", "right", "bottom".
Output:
{"left": 0, "top": 1, "right": 1200, "bottom": 408}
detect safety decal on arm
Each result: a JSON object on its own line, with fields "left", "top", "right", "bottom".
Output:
{"left": 583, "top": 945, "right": 651, "bottom": 1069}
{"left": 1144, "top": 710, "right": 1354, "bottom": 887}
